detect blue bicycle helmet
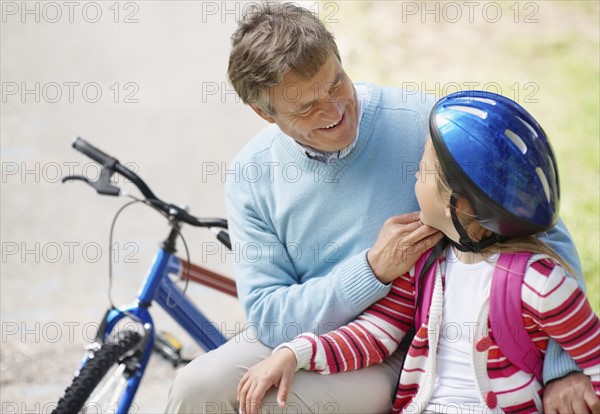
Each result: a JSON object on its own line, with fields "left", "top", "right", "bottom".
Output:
{"left": 429, "top": 90, "right": 560, "bottom": 244}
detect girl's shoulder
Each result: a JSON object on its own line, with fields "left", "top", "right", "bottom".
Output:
{"left": 493, "top": 251, "right": 562, "bottom": 278}
{"left": 520, "top": 253, "right": 577, "bottom": 307}
{"left": 524, "top": 253, "right": 563, "bottom": 277}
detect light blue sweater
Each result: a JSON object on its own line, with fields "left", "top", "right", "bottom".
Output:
{"left": 224, "top": 82, "right": 583, "bottom": 383}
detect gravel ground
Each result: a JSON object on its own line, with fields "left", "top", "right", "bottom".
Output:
{"left": 2, "top": 1, "right": 598, "bottom": 413}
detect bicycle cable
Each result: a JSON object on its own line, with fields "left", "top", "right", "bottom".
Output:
{"left": 107, "top": 195, "right": 145, "bottom": 311}
{"left": 106, "top": 193, "right": 194, "bottom": 316}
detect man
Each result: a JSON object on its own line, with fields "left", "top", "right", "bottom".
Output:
{"left": 167, "top": 3, "right": 598, "bottom": 413}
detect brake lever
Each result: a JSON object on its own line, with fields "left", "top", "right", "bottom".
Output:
{"left": 62, "top": 166, "right": 120, "bottom": 196}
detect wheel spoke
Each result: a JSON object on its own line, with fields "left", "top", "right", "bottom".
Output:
{"left": 87, "top": 364, "right": 127, "bottom": 411}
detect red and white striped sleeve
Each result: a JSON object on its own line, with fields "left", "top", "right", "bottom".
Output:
{"left": 277, "top": 272, "right": 416, "bottom": 374}
{"left": 521, "top": 257, "right": 600, "bottom": 394}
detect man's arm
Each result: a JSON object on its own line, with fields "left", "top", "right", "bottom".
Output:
{"left": 281, "top": 273, "right": 415, "bottom": 374}
{"left": 225, "top": 175, "right": 387, "bottom": 347}
{"left": 225, "top": 175, "right": 439, "bottom": 347}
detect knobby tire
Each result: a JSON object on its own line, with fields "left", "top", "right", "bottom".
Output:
{"left": 53, "top": 331, "right": 142, "bottom": 414}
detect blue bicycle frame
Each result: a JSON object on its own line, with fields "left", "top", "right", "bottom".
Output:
{"left": 56, "top": 138, "right": 236, "bottom": 414}
{"left": 89, "top": 247, "right": 230, "bottom": 414}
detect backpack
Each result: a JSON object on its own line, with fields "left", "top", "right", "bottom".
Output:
{"left": 413, "top": 247, "right": 543, "bottom": 382}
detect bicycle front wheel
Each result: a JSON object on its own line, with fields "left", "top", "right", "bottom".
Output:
{"left": 53, "top": 330, "right": 142, "bottom": 414}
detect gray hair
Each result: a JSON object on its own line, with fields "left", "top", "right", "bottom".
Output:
{"left": 227, "top": 2, "right": 341, "bottom": 114}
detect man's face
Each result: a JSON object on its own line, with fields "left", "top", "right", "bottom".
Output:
{"left": 252, "top": 53, "right": 359, "bottom": 152}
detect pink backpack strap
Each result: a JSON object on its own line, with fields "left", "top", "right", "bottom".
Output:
{"left": 413, "top": 250, "right": 436, "bottom": 330}
{"left": 490, "top": 252, "right": 543, "bottom": 383}
{"left": 414, "top": 239, "right": 448, "bottom": 330}
{"left": 414, "top": 238, "right": 450, "bottom": 332}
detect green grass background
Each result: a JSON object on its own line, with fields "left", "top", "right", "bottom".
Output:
{"left": 325, "top": 1, "right": 599, "bottom": 314}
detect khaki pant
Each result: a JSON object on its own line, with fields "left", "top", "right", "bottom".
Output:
{"left": 165, "top": 329, "right": 406, "bottom": 413}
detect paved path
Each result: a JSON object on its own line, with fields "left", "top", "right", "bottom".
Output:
{"left": 1, "top": 2, "right": 262, "bottom": 411}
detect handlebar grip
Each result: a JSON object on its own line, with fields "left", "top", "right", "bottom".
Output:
{"left": 72, "top": 137, "right": 118, "bottom": 166}
{"left": 217, "top": 231, "right": 231, "bottom": 250}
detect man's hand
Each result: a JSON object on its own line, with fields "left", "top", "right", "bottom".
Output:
{"left": 237, "top": 347, "right": 297, "bottom": 414}
{"left": 544, "top": 372, "right": 600, "bottom": 413}
{"left": 367, "top": 212, "right": 443, "bottom": 284}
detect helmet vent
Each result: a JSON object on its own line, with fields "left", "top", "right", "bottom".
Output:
{"left": 517, "top": 116, "right": 539, "bottom": 138}
{"left": 470, "top": 97, "right": 497, "bottom": 106}
{"left": 536, "top": 167, "right": 552, "bottom": 202}
{"left": 504, "top": 129, "right": 528, "bottom": 154}
{"left": 447, "top": 105, "right": 487, "bottom": 119}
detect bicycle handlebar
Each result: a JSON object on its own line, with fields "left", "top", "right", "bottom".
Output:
{"left": 67, "top": 138, "right": 230, "bottom": 239}
{"left": 73, "top": 137, "right": 119, "bottom": 168}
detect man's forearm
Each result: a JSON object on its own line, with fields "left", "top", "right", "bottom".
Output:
{"left": 240, "top": 250, "right": 391, "bottom": 347}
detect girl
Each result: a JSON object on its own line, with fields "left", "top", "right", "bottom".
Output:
{"left": 237, "top": 91, "right": 600, "bottom": 413}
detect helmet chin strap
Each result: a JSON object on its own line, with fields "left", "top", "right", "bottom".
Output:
{"left": 449, "top": 194, "right": 505, "bottom": 253}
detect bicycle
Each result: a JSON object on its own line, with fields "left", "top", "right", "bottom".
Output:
{"left": 53, "top": 138, "right": 237, "bottom": 414}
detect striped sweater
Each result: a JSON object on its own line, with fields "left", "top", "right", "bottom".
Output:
{"left": 281, "top": 252, "right": 600, "bottom": 413}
